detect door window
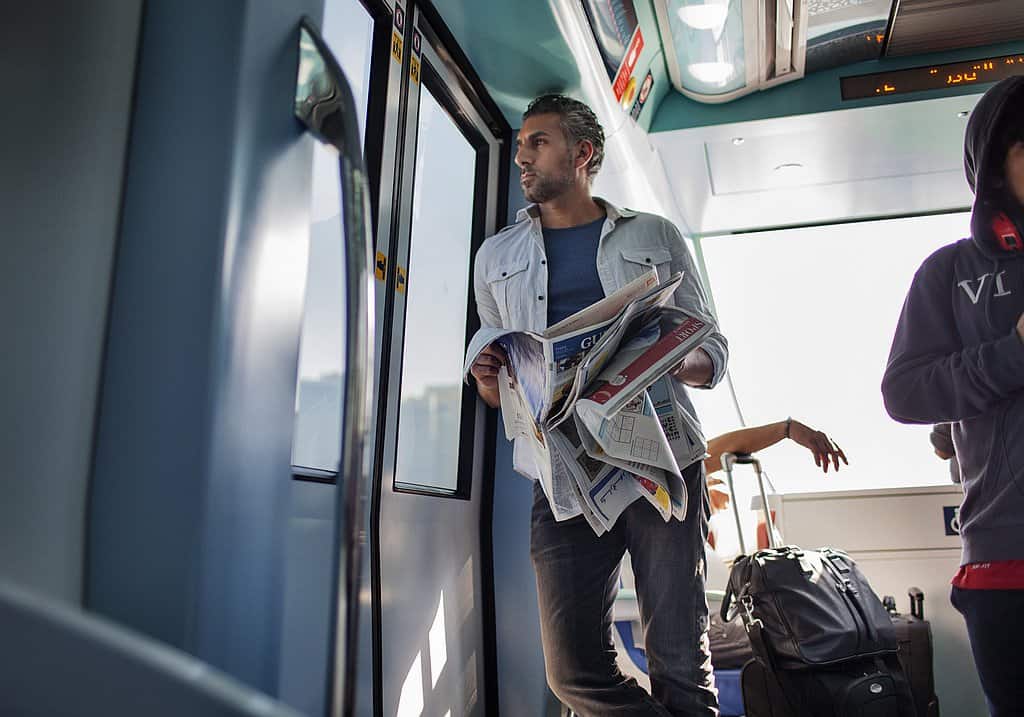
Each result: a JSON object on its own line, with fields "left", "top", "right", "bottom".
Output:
{"left": 393, "top": 85, "right": 478, "bottom": 492}
{"left": 292, "top": 0, "right": 375, "bottom": 474}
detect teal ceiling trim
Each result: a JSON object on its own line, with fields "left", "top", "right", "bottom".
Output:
{"left": 650, "top": 40, "right": 1024, "bottom": 132}
{"left": 629, "top": 47, "right": 672, "bottom": 132}
{"left": 427, "top": 0, "right": 583, "bottom": 126}
{"left": 626, "top": 0, "right": 671, "bottom": 131}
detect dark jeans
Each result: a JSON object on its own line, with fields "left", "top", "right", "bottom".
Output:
{"left": 951, "top": 586, "right": 1024, "bottom": 716}
{"left": 530, "top": 462, "right": 718, "bottom": 717}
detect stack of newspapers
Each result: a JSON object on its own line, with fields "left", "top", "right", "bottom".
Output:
{"left": 466, "top": 269, "right": 712, "bottom": 535}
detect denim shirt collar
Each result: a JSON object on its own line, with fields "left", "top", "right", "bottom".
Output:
{"left": 514, "top": 196, "right": 637, "bottom": 227}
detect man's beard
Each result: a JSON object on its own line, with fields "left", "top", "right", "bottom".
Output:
{"left": 522, "top": 156, "right": 575, "bottom": 203}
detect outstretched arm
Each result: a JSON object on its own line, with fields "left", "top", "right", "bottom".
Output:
{"left": 704, "top": 419, "right": 847, "bottom": 475}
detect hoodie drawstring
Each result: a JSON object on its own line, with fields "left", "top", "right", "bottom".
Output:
{"left": 985, "top": 257, "right": 1002, "bottom": 333}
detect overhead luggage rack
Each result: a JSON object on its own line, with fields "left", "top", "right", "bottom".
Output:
{"left": 884, "top": 0, "right": 1024, "bottom": 58}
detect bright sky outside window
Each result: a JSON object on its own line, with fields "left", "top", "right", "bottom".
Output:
{"left": 699, "top": 212, "right": 971, "bottom": 493}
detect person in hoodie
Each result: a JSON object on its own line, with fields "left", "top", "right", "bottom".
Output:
{"left": 882, "top": 77, "right": 1024, "bottom": 716}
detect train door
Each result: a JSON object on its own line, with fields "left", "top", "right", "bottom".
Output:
{"left": 283, "top": 2, "right": 388, "bottom": 716}
{"left": 366, "top": 2, "right": 506, "bottom": 714}
{"left": 76, "top": 2, "right": 382, "bottom": 715}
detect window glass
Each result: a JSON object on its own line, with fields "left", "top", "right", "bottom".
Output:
{"left": 687, "top": 366, "right": 744, "bottom": 443}
{"left": 394, "top": 87, "right": 477, "bottom": 491}
{"left": 323, "top": 0, "right": 373, "bottom": 137}
{"left": 292, "top": 0, "right": 374, "bottom": 473}
{"left": 699, "top": 212, "right": 970, "bottom": 493}
{"left": 684, "top": 238, "right": 745, "bottom": 440}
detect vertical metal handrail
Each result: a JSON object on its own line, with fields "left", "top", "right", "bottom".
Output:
{"left": 294, "top": 19, "right": 375, "bottom": 717}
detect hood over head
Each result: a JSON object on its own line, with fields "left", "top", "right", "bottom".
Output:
{"left": 964, "top": 76, "right": 1024, "bottom": 258}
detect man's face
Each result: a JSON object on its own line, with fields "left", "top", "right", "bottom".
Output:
{"left": 1005, "top": 141, "right": 1024, "bottom": 205}
{"left": 515, "top": 113, "right": 578, "bottom": 203}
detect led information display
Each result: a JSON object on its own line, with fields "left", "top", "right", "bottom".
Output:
{"left": 841, "top": 53, "right": 1024, "bottom": 100}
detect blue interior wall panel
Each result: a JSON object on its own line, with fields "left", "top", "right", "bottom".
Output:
{"left": 279, "top": 480, "right": 336, "bottom": 716}
{"left": 491, "top": 154, "right": 552, "bottom": 717}
{"left": 87, "top": 0, "right": 322, "bottom": 696}
{"left": 0, "top": 0, "right": 142, "bottom": 604}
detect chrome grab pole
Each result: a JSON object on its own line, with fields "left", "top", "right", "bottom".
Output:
{"left": 294, "top": 20, "right": 375, "bottom": 717}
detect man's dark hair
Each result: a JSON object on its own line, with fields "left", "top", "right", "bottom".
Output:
{"left": 523, "top": 94, "right": 605, "bottom": 179}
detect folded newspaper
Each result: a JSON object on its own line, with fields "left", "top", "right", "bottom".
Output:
{"left": 465, "top": 269, "right": 712, "bottom": 535}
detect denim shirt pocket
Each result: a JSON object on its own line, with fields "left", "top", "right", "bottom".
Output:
{"left": 620, "top": 246, "right": 672, "bottom": 284}
{"left": 485, "top": 258, "right": 531, "bottom": 326}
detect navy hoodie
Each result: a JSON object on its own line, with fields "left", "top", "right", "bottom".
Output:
{"left": 882, "top": 77, "right": 1024, "bottom": 566}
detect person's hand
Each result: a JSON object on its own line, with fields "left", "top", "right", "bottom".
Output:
{"left": 1017, "top": 311, "right": 1024, "bottom": 342}
{"left": 469, "top": 342, "right": 507, "bottom": 392}
{"left": 788, "top": 420, "right": 848, "bottom": 473}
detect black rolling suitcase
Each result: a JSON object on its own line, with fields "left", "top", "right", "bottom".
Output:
{"left": 719, "top": 453, "right": 916, "bottom": 717}
{"left": 742, "top": 656, "right": 915, "bottom": 717}
{"left": 884, "top": 589, "right": 940, "bottom": 717}
{"left": 740, "top": 659, "right": 791, "bottom": 717}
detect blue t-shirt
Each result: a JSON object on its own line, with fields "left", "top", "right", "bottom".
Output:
{"left": 543, "top": 215, "right": 606, "bottom": 326}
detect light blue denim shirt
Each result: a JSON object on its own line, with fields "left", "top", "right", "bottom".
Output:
{"left": 467, "top": 197, "right": 728, "bottom": 471}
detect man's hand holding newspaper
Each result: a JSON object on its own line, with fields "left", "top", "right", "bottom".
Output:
{"left": 466, "top": 269, "right": 713, "bottom": 535}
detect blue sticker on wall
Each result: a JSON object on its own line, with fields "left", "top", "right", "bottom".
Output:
{"left": 943, "top": 506, "right": 961, "bottom": 536}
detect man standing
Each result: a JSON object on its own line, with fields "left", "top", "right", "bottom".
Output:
{"left": 882, "top": 77, "right": 1024, "bottom": 716}
{"left": 467, "top": 94, "right": 727, "bottom": 716}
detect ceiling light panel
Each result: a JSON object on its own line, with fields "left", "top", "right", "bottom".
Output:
{"left": 655, "top": 0, "right": 810, "bottom": 103}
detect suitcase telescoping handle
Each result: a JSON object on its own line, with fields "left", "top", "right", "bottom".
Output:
{"left": 721, "top": 452, "right": 779, "bottom": 554}
{"left": 908, "top": 586, "right": 924, "bottom": 620}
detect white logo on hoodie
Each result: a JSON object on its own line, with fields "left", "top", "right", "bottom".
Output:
{"left": 958, "top": 271, "right": 1012, "bottom": 304}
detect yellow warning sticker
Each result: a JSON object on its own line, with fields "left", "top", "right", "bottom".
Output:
{"left": 396, "top": 266, "right": 407, "bottom": 294}
{"left": 391, "top": 30, "right": 403, "bottom": 64}
{"left": 620, "top": 75, "right": 638, "bottom": 110}
{"left": 374, "top": 252, "right": 387, "bottom": 281}
{"left": 410, "top": 56, "right": 421, "bottom": 84}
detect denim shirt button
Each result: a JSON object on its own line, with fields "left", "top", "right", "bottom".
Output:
{"left": 538, "top": 295, "right": 544, "bottom": 301}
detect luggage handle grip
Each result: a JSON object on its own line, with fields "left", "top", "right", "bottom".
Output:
{"left": 725, "top": 453, "right": 758, "bottom": 466}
